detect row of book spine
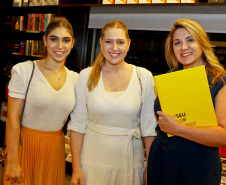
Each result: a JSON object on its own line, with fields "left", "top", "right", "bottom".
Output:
{"left": 27, "top": 13, "right": 56, "bottom": 32}
{"left": 13, "top": 39, "right": 43, "bottom": 57}
{"left": 11, "top": 14, "right": 55, "bottom": 32}
{"left": 13, "top": 0, "right": 59, "bottom": 6}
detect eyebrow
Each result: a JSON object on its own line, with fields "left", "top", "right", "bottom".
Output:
{"left": 104, "top": 38, "right": 125, "bottom": 41}
{"left": 173, "top": 35, "right": 193, "bottom": 42}
{"left": 49, "top": 35, "right": 71, "bottom": 39}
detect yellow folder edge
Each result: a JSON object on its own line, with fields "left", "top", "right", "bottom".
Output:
{"left": 154, "top": 65, "right": 218, "bottom": 137}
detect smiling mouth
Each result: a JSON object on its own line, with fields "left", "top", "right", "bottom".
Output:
{"left": 181, "top": 53, "right": 192, "bottom": 57}
{"left": 110, "top": 53, "right": 120, "bottom": 57}
{"left": 55, "top": 51, "right": 64, "bottom": 55}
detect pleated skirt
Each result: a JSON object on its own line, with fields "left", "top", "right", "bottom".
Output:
{"left": 4, "top": 126, "right": 65, "bottom": 185}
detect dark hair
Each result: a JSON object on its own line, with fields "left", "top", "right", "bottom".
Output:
{"left": 41, "top": 17, "right": 74, "bottom": 59}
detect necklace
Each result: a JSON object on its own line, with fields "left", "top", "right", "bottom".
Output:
{"left": 44, "top": 60, "right": 65, "bottom": 80}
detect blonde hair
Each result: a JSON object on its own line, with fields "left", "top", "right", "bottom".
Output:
{"left": 165, "top": 18, "right": 226, "bottom": 85}
{"left": 87, "top": 20, "right": 130, "bottom": 91}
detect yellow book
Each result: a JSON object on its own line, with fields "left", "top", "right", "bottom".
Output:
{"left": 154, "top": 65, "right": 217, "bottom": 137}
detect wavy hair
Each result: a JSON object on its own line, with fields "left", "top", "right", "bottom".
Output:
{"left": 165, "top": 18, "right": 226, "bottom": 85}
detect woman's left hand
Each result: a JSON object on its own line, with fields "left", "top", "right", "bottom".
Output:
{"left": 157, "top": 111, "right": 181, "bottom": 135}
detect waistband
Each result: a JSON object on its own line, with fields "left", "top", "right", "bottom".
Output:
{"left": 155, "top": 132, "right": 218, "bottom": 152}
{"left": 21, "top": 126, "right": 63, "bottom": 136}
{"left": 88, "top": 122, "right": 141, "bottom": 138}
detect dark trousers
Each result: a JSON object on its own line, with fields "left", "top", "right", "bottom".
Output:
{"left": 147, "top": 135, "right": 222, "bottom": 185}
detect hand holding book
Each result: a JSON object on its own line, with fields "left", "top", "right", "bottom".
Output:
{"left": 154, "top": 65, "right": 218, "bottom": 137}
{"left": 156, "top": 111, "right": 181, "bottom": 136}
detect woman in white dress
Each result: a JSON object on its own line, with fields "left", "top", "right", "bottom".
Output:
{"left": 68, "top": 19, "right": 157, "bottom": 185}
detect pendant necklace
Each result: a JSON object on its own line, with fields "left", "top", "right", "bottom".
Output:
{"left": 44, "top": 60, "right": 65, "bottom": 81}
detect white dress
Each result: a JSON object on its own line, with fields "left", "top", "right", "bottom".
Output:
{"left": 68, "top": 65, "right": 157, "bottom": 185}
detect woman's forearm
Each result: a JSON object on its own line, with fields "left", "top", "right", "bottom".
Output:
{"left": 70, "top": 131, "right": 84, "bottom": 170}
{"left": 6, "top": 118, "right": 21, "bottom": 162}
{"left": 6, "top": 97, "right": 25, "bottom": 162}
{"left": 143, "top": 136, "right": 155, "bottom": 166}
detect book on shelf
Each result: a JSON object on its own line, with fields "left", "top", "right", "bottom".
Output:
{"left": 19, "top": 16, "right": 26, "bottom": 31}
{"left": 12, "top": 16, "right": 20, "bottom": 31}
{"left": 43, "top": 13, "right": 49, "bottom": 31}
{"left": 12, "top": 15, "right": 26, "bottom": 31}
{"left": 29, "top": 0, "right": 37, "bottom": 6}
{"left": 29, "top": 0, "right": 59, "bottom": 5}
{"left": 23, "top": 0, "right": 29, "bottom": 6}
{"left": 44, "top": 13, "right": 56, "bottom": 31}
{"left": 25, "top": 40, "right": 31, "bottom": 56}
{"left": 29, "top": 0, "right": 45, "bottom": 6}
{"left": 115, "top": 0, "right": 127, "bottom": 4}
{"left": 154, "top": 65, "right": 218, "bottom": 137}
{"left": 30, "top": 40, "right": 35, "bottom": 56}
{"left": 34, "top": 13, "right": 41, "bottom": 31}
{"left": 30, "top": 13, "right": 35, "bottom": 31}
{"left": 26, "top": 14, "right": 30, "bottom": 31}
{"left": 13, "top": 0, "right": 22, "bottom": 6}
{"left": 26, "top": 13, "right": 56, "bottom": 32}
{"left": 37, "top": 41, "right": 43, "bottom": 57}
{"left": 24, "top": 40, "right": 43, "bottom": 57}
{"left": 12, "top": 39, "right": 20, "bottom": 55}
{"left": 19, "top": 39, "right": 25, "bottom": 55}
{"left": 37, "top": 0, "right": 44, "bottom": 6}
{"left": 44, "top": 0, "right": 50, "bottom": 5}
{"left": 40, "top": 14, "right": 45, "bottom": 31}
{"left": 50, "top": 0, "right": 59, "bottom": 5}
{"left": 102, "top": 0, "right": 115, "bottom": 3}
{"left": 127, "top": 0, "right": 138, "bottom": 3}
{"left": 139, "top": 0, "right": 151, "bottom": 3}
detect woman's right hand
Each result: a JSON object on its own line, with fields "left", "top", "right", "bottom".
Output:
{"left": 5, "top": 160, "right": 24, "bottom": 184}
{"left": 71, "top": 168, "right": 84, "bottom": 185}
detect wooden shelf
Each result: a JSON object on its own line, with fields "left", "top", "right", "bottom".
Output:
{"left": 89, "top": 3, "right": 226, "bottom": 13}
{"left": 88, "top": 3, "right": 226, "bottom": 33}
{"left": 3, "top": 5, "right": 59, "bottom": 14}
{"left": 1, "top": 3, "right": 226, "bottom": 13}
{"left": 60, "top": 4, "right": 97, "bottom": 7}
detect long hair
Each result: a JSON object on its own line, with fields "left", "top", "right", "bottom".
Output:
{"left": 87, "top": 20, "right": 130, "bottom": 91}
{"left": 165, "top": 18, "right": 226, "bottom": 85}
{"left": 41, "top": 17, "right": 74, "bottom": 59}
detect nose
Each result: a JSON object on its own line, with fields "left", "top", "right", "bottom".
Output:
{"left": 57, "top": 40, "right": 63, "bottom": 49}
{"left": 181, "top": 42, "right": 188, "bottom": 50}
{"left": 113, "top": 42, "right": 118, "bottom": 51}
